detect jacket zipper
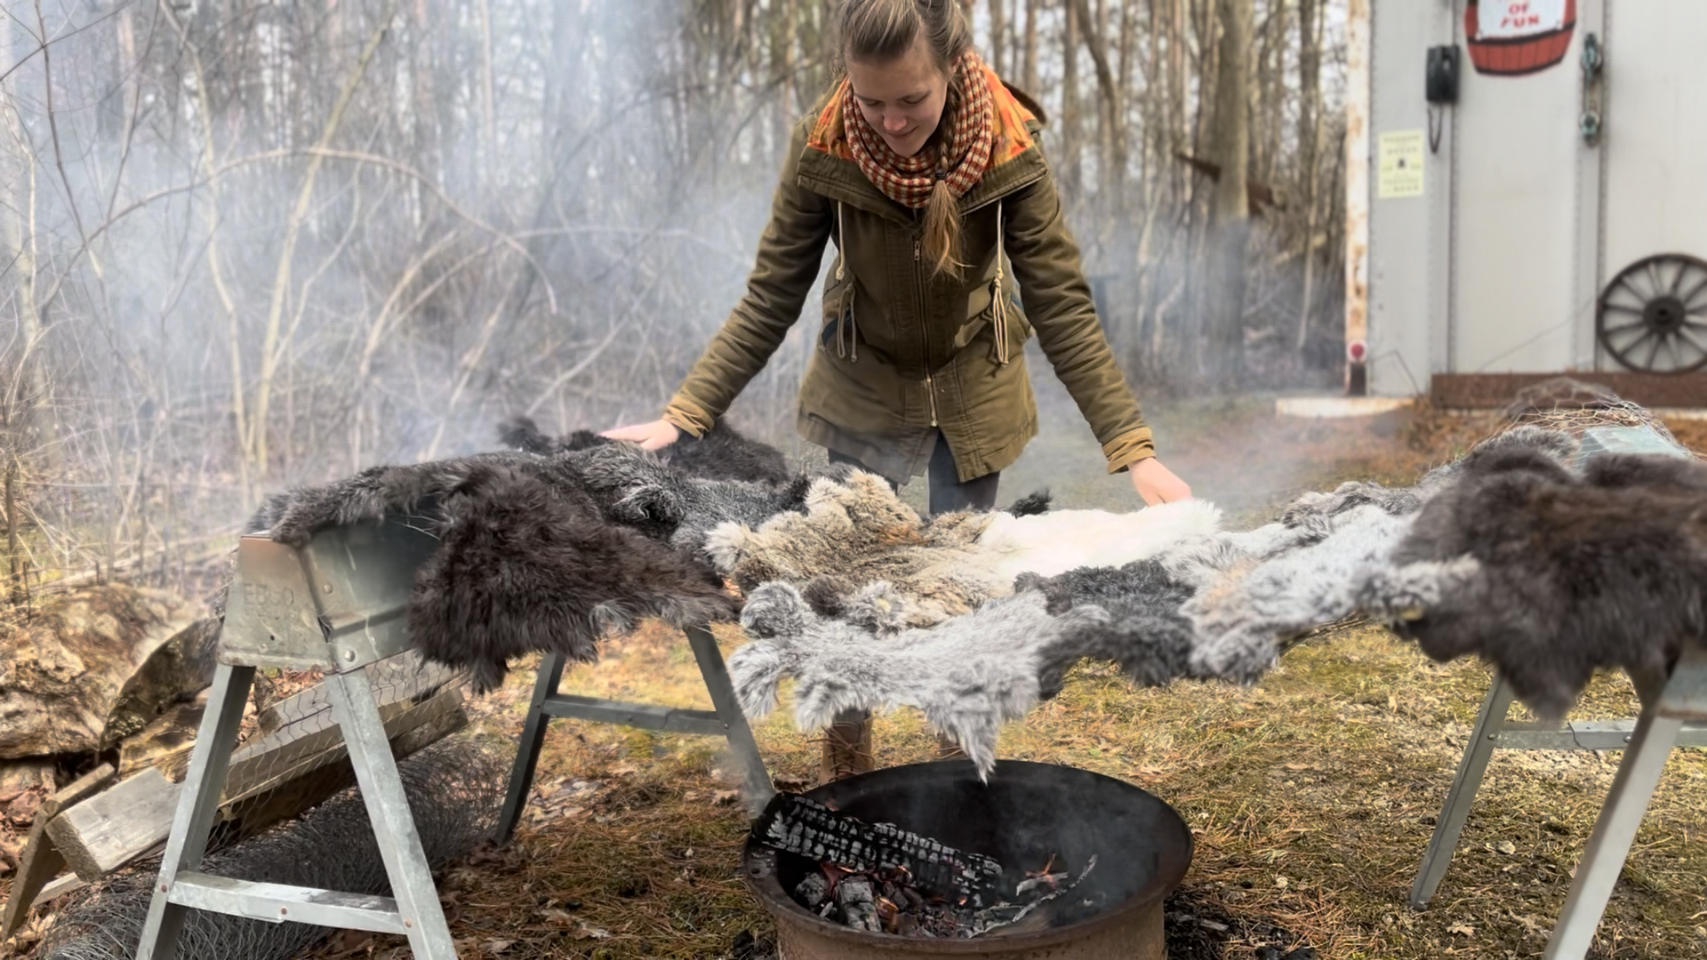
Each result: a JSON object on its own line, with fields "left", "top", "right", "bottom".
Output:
{"left": 915, "top": 236, "right": 938, "bottom": 427}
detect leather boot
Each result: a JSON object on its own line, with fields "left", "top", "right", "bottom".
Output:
{"left": 819, "top": 709, "right": 875, "bottom": 783}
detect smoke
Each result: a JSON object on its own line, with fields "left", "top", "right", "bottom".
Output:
{"left": 0, "top": 0, "right": 825, "bottom": 592}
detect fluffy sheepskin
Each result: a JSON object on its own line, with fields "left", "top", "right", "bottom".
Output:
{"left": 707, "top": 470, "right": 1221, "bottom": 625}
{"left": 1357, "top": 440, "right": 1707, "bottom": 719}
{"left": 979, "top": 499, "right": 1222, "bottom": 579}
{"left": 707, "top": 470, "right": 1009, "bottom": 626}
{"left": 247, "top": 452, "right": 738, "bottom": 691}
{"left": 730, "top": 581, "right": 1108, "bottom": 778}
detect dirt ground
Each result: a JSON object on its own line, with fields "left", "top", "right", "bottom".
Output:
{"left": 10, "top": 382, "right": 1707, "bottom": 960}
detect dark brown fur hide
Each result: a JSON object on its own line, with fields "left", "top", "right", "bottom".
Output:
{"left": 1370, "top": 445, "right": 1707, "bottom": 718}
{"left": 247, "top": 452, "right": 738, "bottom": 692}
{"left": 499, "top": 415, "right": 791, "bottom": 485}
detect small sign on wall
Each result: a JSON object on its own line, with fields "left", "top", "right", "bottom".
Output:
{"left": 1377, "top": 130, "right": 1426, "bottom": 199}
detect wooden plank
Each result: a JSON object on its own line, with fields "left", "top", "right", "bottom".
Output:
{"left": 43, "top": 688, "right": 466, "bottom": 882}
{"left": 46, "top": 768, "right": 177, "bottom": 881}
{"left": 0, "top": 764, "right": 116, "bottom": 939}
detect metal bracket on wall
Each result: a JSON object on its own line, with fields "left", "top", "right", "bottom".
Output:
{"left": 1580, "top": 32, "right": 1605, "bottom": 145}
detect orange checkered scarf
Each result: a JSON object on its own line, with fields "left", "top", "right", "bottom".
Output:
{"left": 840, "top": 50, "right": 994, "bottom": 209}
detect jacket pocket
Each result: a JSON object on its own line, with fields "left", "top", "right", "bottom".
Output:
{"left": 819, "top": 272, "right": 857, "bottom": 359}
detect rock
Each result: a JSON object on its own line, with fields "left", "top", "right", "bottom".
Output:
{"left": 0, "top": 759, "right": 55, "bottom": 800}
{"left": 0, "top": 585, "right": 215, "bottom": 759}
{"left": 6, "top": 789, "right": 40, "bottom": 827}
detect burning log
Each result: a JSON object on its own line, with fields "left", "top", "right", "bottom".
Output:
{"left": 753, "top": 792, "right": 1100, "bottom": 940}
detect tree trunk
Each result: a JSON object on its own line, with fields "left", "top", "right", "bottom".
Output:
{"left": 1023, "top": 0, "right": 1039, "bottom": 95}
{"left": 1070, "top": 0, "right": 1124, "bottom": 212}
{"left": 1061, "top": 0, "right": 1083, "bottom": 198}
{"left": 1204, "top": 0, "right": 1251, "bottom": 388}
{"left": 1296, "top": 0, "right": 1326, "bottom": 351}
{"left": 0, "top": 586, "right": 210, "bottom": 760}
{"left": 989, "top": 0, "right": 1007, "bottom": 78}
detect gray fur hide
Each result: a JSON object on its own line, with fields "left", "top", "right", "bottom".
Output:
{"left": 1017, "top": 560, "right": 1201, "bottom": 695}
{"left": 1357, "top": 441, "right": 1707, "bottom": 719}
{"left": 730, "top": 580, "right": 1108, "bottom": 778}
{"left": 499, "top": 415, "right": 792, "bottom": 485}
{"left": 1166, "top": 426, "right": 1583, "bottom": 682}
{"left": 706, "top": 471, "right": 1220, "bottom": 625}
{"left": 245, "top": 452, "right": 738, "bottom": 692}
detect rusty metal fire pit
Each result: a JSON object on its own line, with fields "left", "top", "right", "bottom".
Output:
{"left": 742, "top": 759, "right": 1191, "bottom": 959}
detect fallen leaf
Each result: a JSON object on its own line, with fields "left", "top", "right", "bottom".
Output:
{"left": 536, "top": 908, "right": 577, "bottom": 923}
{"left": 1495, "top": 840, "right": 1516, "bottom": 855}
{"left": 712, "top": 789, "right": 740, "bottom": 806}
{"left": 481, "top": 939, "right": 514, "bottom": 955}
{"left": 1447, "top": 923, "right": 1475, "bottom": 937}
{"left": 1274, "top": 876, "right": 1289, "bottom": 889}
{"left": 577, "top": 921, "right": 613, "bottom": 940}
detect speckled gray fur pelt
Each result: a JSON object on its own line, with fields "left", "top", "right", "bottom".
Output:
{"left": 1016, "top": 560, "right": 1201, "bottom": 695}
{"left": 730, "top": 581, "right": 1107, "bottom": 778}
{"left": 245, "top": 452, "right": 738, "bottom": 692}
{"left": 499, "top": 415, "right": 792, "bottom": 485}
{"left": 1164, "top": 427, "right": 1582, "bottom": 681}
{"left": 1357, "top": 442, "right": 1707, "bottom": 719}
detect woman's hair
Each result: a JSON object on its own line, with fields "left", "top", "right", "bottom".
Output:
{"left": 839, "top": 0, "right": 972, "bottom": 278}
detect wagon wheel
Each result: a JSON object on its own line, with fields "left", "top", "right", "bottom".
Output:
{"left": 1596, "top": 253, "right": 1707, "bottom": 373}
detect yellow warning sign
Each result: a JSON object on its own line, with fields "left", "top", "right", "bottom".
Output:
{"left": 1377, "top": 130, "right": 1426, "bottom": 199}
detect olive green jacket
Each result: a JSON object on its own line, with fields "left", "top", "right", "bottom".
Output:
{"left": 664, "top": 88, "right": 1153, "bottom": 483}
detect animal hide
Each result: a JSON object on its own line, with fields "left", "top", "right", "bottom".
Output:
{"left": 499, "top": 415, "right": 793, "bottom": 485}
{"left": 246, "top": 452, "right": 739, "bottom": 692}
{"left": 730, "top": 580, "right": 1108, "bottom": 778}
{"left": 979, "top": 499, "right": 1222, "bottom": 580}
{"left": 1156, "top": 428, "right": 1582, "bottom": 681}
{"left": 1017, "top": 560, "right": 1203, "bottom": 696}
{"left": 707, "top": 470, "right": 1220, "bottom": 626}
{"left": 564, "top": 441, "right": 830, "bottom": 562}
{"left": 1357, "top": 441, "right": 1707, "bottom": 719}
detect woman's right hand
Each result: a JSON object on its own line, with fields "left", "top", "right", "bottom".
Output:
{"left": 600, "top": 418, "right": 681, "bottom": 451}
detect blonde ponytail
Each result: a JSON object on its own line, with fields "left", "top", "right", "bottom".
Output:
{"left": 921, "top": 178, "right": 964, "bottom": 278}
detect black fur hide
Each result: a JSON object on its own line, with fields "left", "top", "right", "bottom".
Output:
{"left": 1368, "top": 444, "right": 1707, "bottom": 719}
{"left": 499, "top": 415, "right": 791, "bottom": 485}
{"left": 247, "top": 451, "right": 738, "bottom": 692}
{"left": 1018, "top": 560, "right": 1200, "bottom": 697}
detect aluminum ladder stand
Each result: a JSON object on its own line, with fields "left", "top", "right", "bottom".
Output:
{"left": 1411, "top": 651, "right": 1707, "bottom": 958}
{"left": 138, "top": 519, "right": 458, "bottom": 959}
{"left": 495, "top": 622, "right": 775, "bottom": 841}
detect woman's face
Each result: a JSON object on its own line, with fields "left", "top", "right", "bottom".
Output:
{"left": 846, "top": 34, "right": 949, "bottom": 159}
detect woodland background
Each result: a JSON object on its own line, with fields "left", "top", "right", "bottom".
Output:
{"left": 0, "top": 0, "right": 1347, "bottom": 600}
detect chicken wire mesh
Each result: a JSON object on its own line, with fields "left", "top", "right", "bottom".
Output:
{"left": 1495, "top": 377, "right": 1691, "bottom": 450}
{"left": 32, "top": 731, "right": 510, "bottom": 960}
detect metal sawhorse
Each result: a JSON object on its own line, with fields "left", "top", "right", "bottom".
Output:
{"left": 1410, "top": 423, "right": 1707, "bottom": 956}
{"left": 495, "top": 623, "right": 775, "bottom": 840}
{"left": 139, "top": 518, "right": 461, "bottom": 958}
{"left": 1410, "top": 649, "right": 1707, "bottom": 957}
{"left": 137, "top": 515, "right": 776, "bottom": 958}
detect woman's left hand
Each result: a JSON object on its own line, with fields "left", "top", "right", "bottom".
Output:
{"left": 1129, "top": 457, "right": 1192, "bottom": 505}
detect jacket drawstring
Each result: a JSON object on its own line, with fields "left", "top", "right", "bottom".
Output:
{"left": 836, "top": 202, "right": 858, "bottom": 363}
{"left": 991, "top": 200, "right": 1010, "bottom": 365}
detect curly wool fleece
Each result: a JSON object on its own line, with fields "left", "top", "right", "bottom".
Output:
{"left": 706, "top": 469, "right": 1220, "bottom": 626}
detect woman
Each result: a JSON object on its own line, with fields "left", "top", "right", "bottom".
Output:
{"left": 606, "top": 0, "right": 1191, "bottom": 778}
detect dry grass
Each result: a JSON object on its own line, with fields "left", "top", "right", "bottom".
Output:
{"left": 300, "top": 613, "right": 1707, "bottom": 960}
